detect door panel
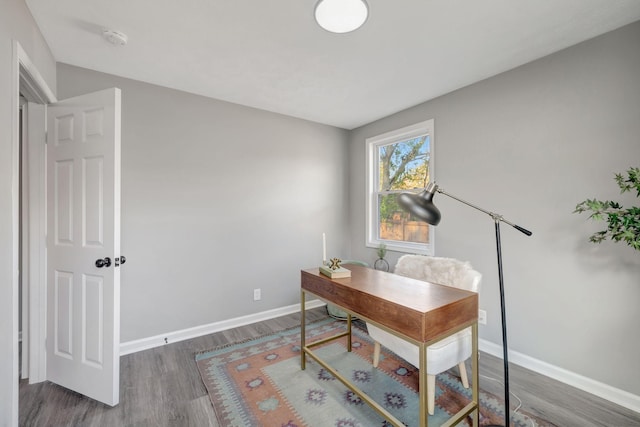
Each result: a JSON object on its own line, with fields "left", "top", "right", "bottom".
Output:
{"left": 54, "top": 271, "right": 73, "bottom": 358}
{"left": 53, "top": 159, "right": 74, "bottom": 245}
{"left": 46, "top": 88, "right": 121, "bottom": 406}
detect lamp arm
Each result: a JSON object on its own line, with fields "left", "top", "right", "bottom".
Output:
{"left": 436, "top": 187, "right": 533, "bottom": 236}
{"left": 414, "top": 182, "right": 531, "bottom": 427}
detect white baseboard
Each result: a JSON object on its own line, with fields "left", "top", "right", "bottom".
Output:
{"left": 479, "top": 339, "right": 640, "bottom": 414}
{"left": 119, "top": 299, "right": 326, "bottom": 356}
{"left": 119, "top": 304, "right": 639, "bottom": 414}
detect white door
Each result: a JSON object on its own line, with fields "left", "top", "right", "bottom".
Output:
{"left": 46, "top": 88, "right": 121, "bottom": 406}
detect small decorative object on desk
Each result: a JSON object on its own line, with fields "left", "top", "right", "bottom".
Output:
{"left": 374, "top": 243, "right": 389, "bottom": 271}
{"left": 319, "top": 257, "right": 351, "bottom": 278}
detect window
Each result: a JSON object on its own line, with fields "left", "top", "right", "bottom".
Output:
{"left": 366, "top": 119, "right": 434, "bottom": 255}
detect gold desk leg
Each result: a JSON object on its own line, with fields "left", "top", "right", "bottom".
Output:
{"left": 419, "top": 342, "right": 429, "bottom": 427}
{"left": 347, "top": 313, "right": 352, "bottom": 352}
{"left": 472, "top": 322, "right": 479, "bottom": 427}
{"left": 300, "top": 290, "right": 306, "bottom": 370}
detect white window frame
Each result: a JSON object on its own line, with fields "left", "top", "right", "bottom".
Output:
{"left": 366, "top": 119, "right": 435, "bottom": 255}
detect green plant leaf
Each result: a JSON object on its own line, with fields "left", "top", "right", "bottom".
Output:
{"left": 575, "top": 166, "right": 640, "bottom": 252}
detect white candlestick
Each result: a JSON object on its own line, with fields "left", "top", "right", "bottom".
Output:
{"left": 322, "top": 232, "right": 327, "bottom": 265}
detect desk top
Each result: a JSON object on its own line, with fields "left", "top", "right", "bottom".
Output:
{"left": 301, "top": 264, "right": 478, "bottom": 343}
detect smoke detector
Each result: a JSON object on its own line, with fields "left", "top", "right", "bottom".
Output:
{"left": 102, "top": 29, "right": 128, "bottom": 46}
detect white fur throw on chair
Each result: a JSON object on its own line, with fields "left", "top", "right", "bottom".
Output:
{"left": 393, "top": 255, "right": 478, "bottom": 292}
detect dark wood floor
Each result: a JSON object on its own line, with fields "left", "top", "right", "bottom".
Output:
{"left": 19, "top": 307, "right": 640, "bottom": 426}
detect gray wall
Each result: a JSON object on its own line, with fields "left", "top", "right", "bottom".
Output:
{"left": 4, "top": 7, "right": 639, "bottom": 424}
{"left": 57, "top": 64, "right": 350, "bottom": 342}
{"left": 0, "top": 0, "right": 56, "bottom": 425}
{"left": 349, "top": 22, "right": 640, "bottom": 395}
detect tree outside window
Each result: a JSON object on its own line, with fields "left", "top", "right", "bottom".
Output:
{"left": 366, "top": 120, "right": 434, "bottom": 254}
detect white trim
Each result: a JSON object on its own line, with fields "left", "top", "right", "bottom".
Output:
{"left": 119, "top": 302, "right": 640, "bottom": 413}
{"left": 16, "top": 43, "right": 57, "bottom": 104}
{"left": 479, "top": 339, "right": 640, "bottom": 414}
{"left": 365, "top": 119, "right": 435, "bottom": 255}
{"left": 24, "top": 103, "right": 47, "bottom": 384}
{"left": 20, "top": 104, "right": 29, "bottom": 380}
{"left": 119, "top": 299, "right": 326, "bottom": 356}
{"left": 10, "top": 40, "right": 22, "bottom": 427}
{"left": 13, "top": 41, "right": 57, "bottom": 399}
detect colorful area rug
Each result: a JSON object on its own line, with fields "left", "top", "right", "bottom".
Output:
{"left": 196, "top": 318, "right": 554, "bottom": 426}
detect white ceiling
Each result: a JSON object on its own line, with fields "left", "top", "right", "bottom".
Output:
{"left": 25, "top": 0, "right": 640, "bottom": 130}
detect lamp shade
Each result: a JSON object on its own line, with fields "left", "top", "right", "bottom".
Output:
{"left": 314, "top": 0, "right": 369, "bottom": 33}
{"left": 398, "top": 187, "right": 441, "bottom": 225}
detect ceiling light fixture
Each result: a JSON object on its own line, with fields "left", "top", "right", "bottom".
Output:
{"left": 314, "top": 0, "right": 369, "bottom": 34}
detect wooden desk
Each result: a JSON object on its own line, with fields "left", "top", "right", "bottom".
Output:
{"left": 300, "top": 264, "right": 479, "bottom": 427}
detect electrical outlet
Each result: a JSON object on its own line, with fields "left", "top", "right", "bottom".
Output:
{"left": 253, "top": 288, "right": 261, "bottom": 301}
{"left": 478, "top": 309, "right": 487, "bottom": 325}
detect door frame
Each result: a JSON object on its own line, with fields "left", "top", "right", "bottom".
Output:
{"left": 11, "top": 40, "right": 57, "bottom": 421}
{"left": 22, "top": 101, "right": 47, "bottom": 384}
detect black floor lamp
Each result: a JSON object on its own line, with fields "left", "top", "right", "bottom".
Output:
{"left": 398, "top": 181, "right": 532, "bottom": 427}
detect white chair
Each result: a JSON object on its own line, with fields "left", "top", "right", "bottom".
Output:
{"left": 366, "top": 254, "right": 481, "bottom": 415}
